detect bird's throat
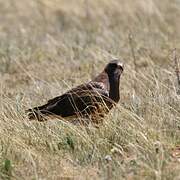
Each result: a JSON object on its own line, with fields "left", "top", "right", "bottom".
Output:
{"left": 109, "top": 75, "right": 120, "bottom": 102}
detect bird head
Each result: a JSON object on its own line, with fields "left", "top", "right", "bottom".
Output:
{"left": 105, "top": 60, "right": 124, "bottom": 78}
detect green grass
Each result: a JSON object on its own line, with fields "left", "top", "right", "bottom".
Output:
{"left": 0, "top": 0, "right": 180, "bottom": 179}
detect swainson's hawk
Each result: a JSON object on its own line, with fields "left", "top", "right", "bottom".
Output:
{"left": 26, "top": 60, "right": 124, "bottom": 124}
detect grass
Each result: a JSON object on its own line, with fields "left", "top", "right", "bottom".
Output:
{"left": 0, "top": 0, "right": 180, "bottom": 179}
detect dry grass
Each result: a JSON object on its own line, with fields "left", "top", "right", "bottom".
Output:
{"left": 0, "top": 0, "right": 180, "bottom": 179}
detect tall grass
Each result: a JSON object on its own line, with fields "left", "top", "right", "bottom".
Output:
{"left": 0, "top": 0, "right": 180, "bottom": 179}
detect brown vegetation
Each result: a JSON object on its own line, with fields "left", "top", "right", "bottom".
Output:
{"left": 0, "top": 0, "right": 180, "bottom": 179}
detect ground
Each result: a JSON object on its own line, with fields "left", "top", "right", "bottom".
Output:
{"left": 0, "top": 0, "right": 180, "bottom": 179}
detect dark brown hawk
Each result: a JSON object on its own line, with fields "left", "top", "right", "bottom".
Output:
{"left": 26, "top": 60, "right": 124, "bottom": 124}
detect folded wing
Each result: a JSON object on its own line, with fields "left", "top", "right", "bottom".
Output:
{"left": 27, "top": 82, "right": 112, "bottom": 120}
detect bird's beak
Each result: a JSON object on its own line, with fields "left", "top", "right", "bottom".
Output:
{"left": 117, "top": 62, "right": 124, "bottom": 72}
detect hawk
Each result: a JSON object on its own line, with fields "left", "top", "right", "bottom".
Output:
{"left": 26, "top": 60, "right": 124, "bottom": 124}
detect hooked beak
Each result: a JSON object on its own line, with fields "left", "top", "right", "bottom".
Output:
{"left": 117, "top": 62, "right": 124, "bottom": 72}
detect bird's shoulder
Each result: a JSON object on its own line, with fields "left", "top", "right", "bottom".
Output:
{"left": 47, "top": 81, "right": 108, "bottom": 105}
{"left": 66, "top": 81, "right": 108, "bottom": 96}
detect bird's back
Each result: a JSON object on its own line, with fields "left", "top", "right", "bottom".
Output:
{"left": 27, "top": 82, "right": 113, "bottom": 120}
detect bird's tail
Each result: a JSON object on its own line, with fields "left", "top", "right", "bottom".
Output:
{"left": 26, "top": 104, "right": 50, "bottom": 121}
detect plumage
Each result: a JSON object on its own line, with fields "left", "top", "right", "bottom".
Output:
{"left": 26, "top": 60, "right": 124, "bottom": 124}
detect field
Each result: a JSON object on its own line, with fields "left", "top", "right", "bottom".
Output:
{"left": 0, "top": 0, "right": 180, "bottom": 179}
